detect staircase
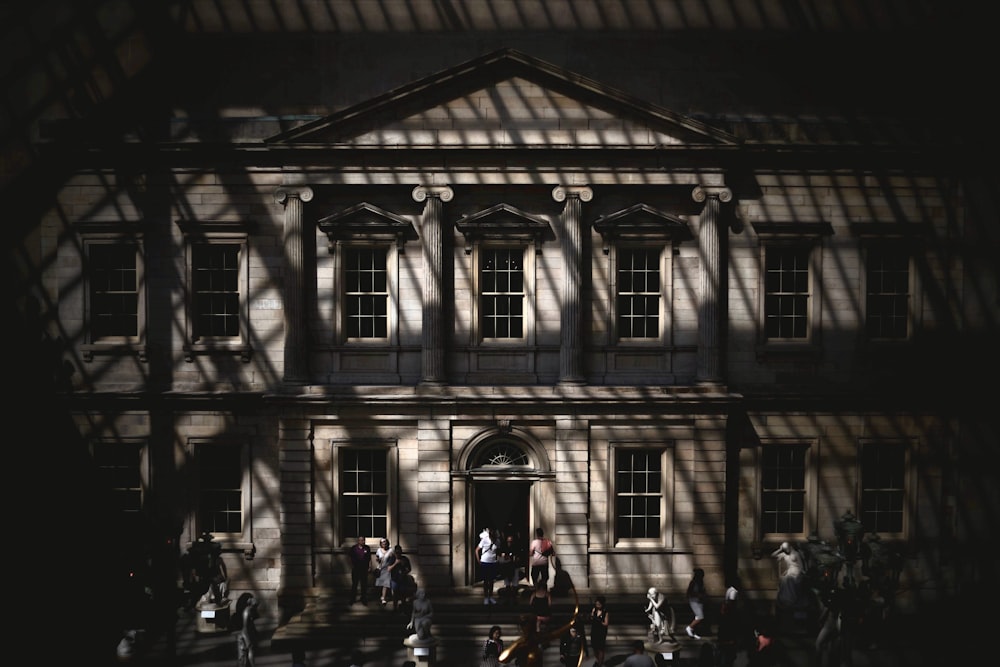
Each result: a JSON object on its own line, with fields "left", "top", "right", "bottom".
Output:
{"left": 270, "top": 586, "right": 708, "bottom": 665}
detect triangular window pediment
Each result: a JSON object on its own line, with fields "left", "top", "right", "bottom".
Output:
{"left": 455, "top": 203, "right": 553, "bottom": 253}
{"left": 317, "top": 202, "right": 417, "bottom": 253}
{"left": 267, "top": 49, "right": 738, "bottom": 149}
{"left": 593, "top": 203, "right": 692, "bottom": 253}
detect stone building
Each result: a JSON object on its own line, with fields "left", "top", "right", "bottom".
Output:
{"left": 7, "top": 0, "right": 997, "bottom": 642}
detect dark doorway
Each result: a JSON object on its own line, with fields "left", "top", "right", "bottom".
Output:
{"left": 472, "top": 481, "right": 530, "bottom": 583}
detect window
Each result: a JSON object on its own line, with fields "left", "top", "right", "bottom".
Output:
{"left": 317, "top": 203, "right": 416, "bottom": 346}
{"left": 481, "top": 247, "right": 524, "bottom": 339}
{"left": 761, "top": 444, "right": 807, "bottom": 534}
{"left": 860, "top": 443, "right": 906, "bottom": 533}
{"left": 865, "top": 248, "right": 910, "bottom": 340}
{"left": 344, "top": 247, "right": 389, "bottom": 339}
{"left": 179, "top": 221, "right": 251, "bottom": 361}
{"left": 196, "top": 442, "right": 245, "bottom": 535}
{"left": 79, "top": 229, "right": 146, "bottom": 362}
{"left": 764, "top": 245, "right": 810, "bottom": 340}
{"left": 615, "top": 449, "right": 663, "bottom": 540}
{"left": 617, "top": 248, "right": 661, "bottom": 339}
{"left": 753, "top": 222, "right": 831, "bottom": 352}
{"left": 341, "top": 448, "right": 389, "bottom": 540}
{"left": 92, "top": 440, "right": 145, "bottom": 515}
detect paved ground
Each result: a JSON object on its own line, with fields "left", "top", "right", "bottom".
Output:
{"left": 115, "top": 590, "right": 981, "bottom": 667}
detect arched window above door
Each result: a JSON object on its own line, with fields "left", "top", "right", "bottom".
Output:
{"left": 475, "top": 440, "right": 530, "bottom": 467}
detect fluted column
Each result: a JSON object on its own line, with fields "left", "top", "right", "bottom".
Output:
{"left": 553, "top": 185, "right": 593, "bottom": 385}
{"left": 413, "top": 185, "right": 453, "bottom": 385}
{"left": 274, "top": 186, "right": 314, "bottom": 384}
{"left": 693, "top": 185, "right": 732, "bottom": 385}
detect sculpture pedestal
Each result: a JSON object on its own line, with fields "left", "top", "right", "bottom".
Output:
{"left": 403, "top": 635, "right": 439, "bottom": 665}
{"left": 647, "top": 639, "right": 681, "bottom": 662}
{"left": 195, "top": 600, "right": 231, "bottom": 634}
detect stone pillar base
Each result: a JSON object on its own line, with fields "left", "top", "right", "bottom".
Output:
{"left": 403, "top": 636, "right": 439, "bottom": 665}
{"left": 195, "top": 600, "right": 231, "bottom": 634}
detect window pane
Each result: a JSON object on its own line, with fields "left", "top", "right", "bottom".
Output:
{"left": 198, "top": 444, "right": 242, "bottom": 534}
{"left": 866, "top": 249, "right": 910, "bottom": 339}
{"left": 192, "top": 244, "right": 240, "bottom": 338}
{"left": 764, "top": 247, "right": 810, "bottom": 340}
{"left": 481, "top": 248, "right": 524, "bottom": 339}
{"left": 761, "top": 444, "right": 807, "bottom": 534}
{"left": 615, "top": 450, "right": 662, "bottom": 539}
{"left": 93, "top": 441, "right": 143, "bottom": 514}
{"left": 90, "top": 244, "right": 140, "bottom": 339}
{"left": 861, "top": 444, "right": 905, "bottom": 533}
{"left": 617, "top": 248, "right": 661, "bottom": 339}
{"left": 342, "top": 448, "right": 389, "bottom": 539}
{"left": 345, "top": 248, "right": 389, "bottom": 339}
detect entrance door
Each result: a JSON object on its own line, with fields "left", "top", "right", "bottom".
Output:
{"left": 472, "top": 481, "right": 530, "bottom": 584}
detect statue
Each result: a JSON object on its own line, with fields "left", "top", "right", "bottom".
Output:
{"left": 644, "top": 587, "right": 675, "bottom": 644}
{"left": 500, "top": 587, "right": 581, "bottom": 666}
{"left": 406, "top": 589, "right": 434, "bottom": 642}
{"left": 236, "top": 594, "right": 258, "bottom": 667}
{"left": 771, "top": 541, "right": 806, "bottom": 610}
{"left": 183, "top": 531, "right": 229, "bottom": 607}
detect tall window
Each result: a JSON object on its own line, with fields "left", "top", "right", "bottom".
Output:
{"left": 761, "top": 444, "right": 807, "bottom": 534}
{"left": 764, "top": 246, "right": 810, "bottom": 340}
{"left": 618, "top": 248, "right": 660, "bottom": 339}
{"left": 89, "top": 244, "right": 140, "bottom": 341}
{"left": 93, "top": 440, "right": 144, "bottom": 515}
{"left": 342, "top": 449, "right": 388, "bottom": 539}
{"left": 481, "top": 247, "right": 524, "bottom": 339}
{"left": 861, "top": 443, "right": 906, "bottom": 533}
{"left": 344, "top": 247, "right": 388, "bottom": 339}
{"left": 866, "top": 248, "right": 910, "bottom": 339}
{"left": 192, "top": 243, "right": 241, "bottom": 339}
{"left": 615, "top": 449, "right": 663, "bottom": 539}
{"left": 197, "top": 443, "right": 244, "bottom": 534}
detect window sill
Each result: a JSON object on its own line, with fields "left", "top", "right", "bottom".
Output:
{"left": 184, "top": 343, "right": 253, "bottom": 362}
{"left": 81, "top": 343, "right": 147, "bottom": 363}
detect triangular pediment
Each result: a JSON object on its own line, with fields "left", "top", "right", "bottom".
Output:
{"left": 267, "top": 49, "right": 738, "bottom": 148}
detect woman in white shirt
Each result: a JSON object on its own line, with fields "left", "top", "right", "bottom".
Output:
{"left": 476, "top": 527, "right": 499, "bottom": 604}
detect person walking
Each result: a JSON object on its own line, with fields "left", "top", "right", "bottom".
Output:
{"left": 588, "top": 595, "right": 610, "bottom": 667}
{"left": 347, "top": 535, "right": 373, "bottom": 605}
{"left": 528, "top": 580, "right": 553, "bottom": 632}
{"left": 686, "top": 567, "right": 707, "bottom": 639}
{"left": 373, "top": 538, "right": 392, "bottom": 607}
{"left": 559, "top": 624, "right": 585, "bottom": 666}
{"left": 481, "top": 624, "right": 504, "bottom": 667}
{"left": 498, "top": 532, "right": 521, "bottom": 603}
{"left": 622, "top": 639, "right": 656, "bottom": 667}
{"left": 527, "top": 527, "right": 555, "bottom": 586}
{"left": 476, "top": 527, "right": 500, "bottom": 604}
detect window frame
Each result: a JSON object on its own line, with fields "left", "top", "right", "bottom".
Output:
{"left": 611, "top": 443, "right": 675, "bottom": 548}
{"left": 187, "top": 437, "right": 253, "bottom": 552}
{"left": 753, "top": 221, "right": 833, "bottom": 356}
{"left": 861, "top": 243, "right": 919, "bottom": 343}
{"left": 612, "top": 245, "right": 670, "bottom": 345}
{"left": 857, "top": 440, "right": 913, "bottom": 539}
{"left": 79, "top": 228, "right": 147, "bottom": 362}
{"left": 756, "top": 439, "right": 817, "bottom": 543}
{"left": 90, "top": 437, "right": 148, "bottom": 518}
{"left": 331, "top": 440, "right": 398, "bottom": 547}
{"left": 336, "top": 243, "right": 397, "bottom": 345}
{"left": 178, "top": 220, "right": 252, "bottom": 362}
{"left": 474, "top": 243, "right": 535, "bottom": 345}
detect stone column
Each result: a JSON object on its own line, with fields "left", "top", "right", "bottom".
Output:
{"left": 274, "top": 186, "right": 314, "bottom": 385}
{"left": 413, "top": 185, "right": 454, "bottom": 385}
{"left": 692, "top": 185, "right": 732, "bottom": 385}
{"left": 553, "top": 185, "right": 593, "bottom": 385}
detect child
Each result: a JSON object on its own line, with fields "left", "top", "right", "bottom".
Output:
{"left": 481, "top": 625, "right": 504, "bottom": 667}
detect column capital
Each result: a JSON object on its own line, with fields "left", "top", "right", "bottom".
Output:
{"left": 274, "top": 186, "right": 314, "bottom": 205}
{"left": 692, "top": 185, "right": 732, "bottom": 203}
{"left": 412, "top": 185, "right": 454, "bottom": 202}
{"left": 552, "top": 185, "right": 593, "bottom": 203}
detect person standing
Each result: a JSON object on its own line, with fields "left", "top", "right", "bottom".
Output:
{"left": 622, "top": 639, "right": 656, "bottom": 667}
{"left": 588, "top": 595, "right": 610, "bottom": 667}
{"left": 686, "top": 568, "right": 707, "bottom": 639}
{"left": 558, "top": 624, "right": 585, "bottom": 666}
{"left": 476, "top": 527, "right": 500, "bottom": 604}
{"left": 527, "top": 527, "right": 555, "bottom": 586}
{"left": 347, "top": 536, "right": 373, "bottom": 605}
{"left": 481, "top": 624, "right": 504, "bottom": 667}
{"left": 528, "top": 580, "right": 552, "bottom": 632}
{"left": 498, "top": 533, "right": 521, "bottom": 603}
{"left": 373, "top": 538, "right": 392, "bottom": 607}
